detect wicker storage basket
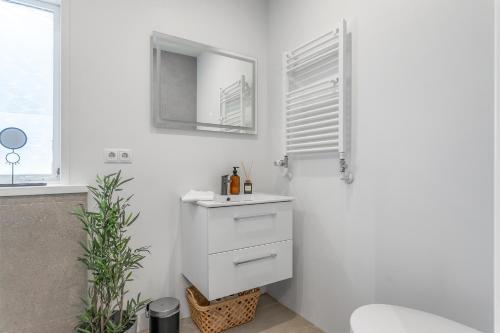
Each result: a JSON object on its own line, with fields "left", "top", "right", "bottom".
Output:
{"left": 186, "top": 287, "right": 260, "bottom": 333}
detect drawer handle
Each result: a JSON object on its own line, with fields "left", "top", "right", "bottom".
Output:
{"left": 233, "top": 253, "right": 277, "bottom": 266}
{"left": 233, "top": 212, "right": 277, "bottom": 221}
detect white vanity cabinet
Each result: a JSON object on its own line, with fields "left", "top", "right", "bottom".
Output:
{"left": 181, "top": 194, "right": 294, "bottom": 300}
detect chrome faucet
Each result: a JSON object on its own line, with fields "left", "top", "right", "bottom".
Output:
{"left": 221, "top": 175, "right": 230, "bottom": 195}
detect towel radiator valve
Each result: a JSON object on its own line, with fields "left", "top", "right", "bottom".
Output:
{"left": 339, "top": 157, "right": 354, "bottom": 184}
{"left": 274, "top": 155, "right": 289, "bottom": 168}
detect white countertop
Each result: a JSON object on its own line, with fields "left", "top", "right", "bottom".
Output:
{"left": 195, "top": 193, "right": 294, "bottom": 208}
{"left": 0, "top": 184, "right": 88, "bottom": 197}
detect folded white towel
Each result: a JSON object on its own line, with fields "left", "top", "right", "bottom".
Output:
{"left": 181, "top": 190, "right": 215, "bottom": 202}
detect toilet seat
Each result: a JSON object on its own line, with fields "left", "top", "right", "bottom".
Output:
{"left": 350, "top": 304, "right": 482, "bottom": 333}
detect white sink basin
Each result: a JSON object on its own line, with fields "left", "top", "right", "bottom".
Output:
{"left": 197, "top": 193, "right": 294, "bottom": 208}
{"left": 214, "top": 194, "right": 255, "bottom": 203}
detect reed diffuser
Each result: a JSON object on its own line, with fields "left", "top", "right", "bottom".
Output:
{"left": 241, "top": 161, "right": 253, "bottom": 194}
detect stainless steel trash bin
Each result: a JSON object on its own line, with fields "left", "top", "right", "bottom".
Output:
{"left": 146, "top": 297, "right": 180, "bottom": 333}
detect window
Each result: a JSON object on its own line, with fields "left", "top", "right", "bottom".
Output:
{"left": 0, "top": 0, "right": 60, "bottom": 183}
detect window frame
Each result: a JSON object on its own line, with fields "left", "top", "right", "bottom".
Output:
{"left": 1, "top": 0, "right": 61, "bottom": 183}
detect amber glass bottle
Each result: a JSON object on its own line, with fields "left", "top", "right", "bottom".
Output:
{"left": 230, "top": 167, "right": 240, "bottom": 195}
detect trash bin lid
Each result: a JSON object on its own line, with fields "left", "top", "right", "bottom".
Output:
{"left": 149, "top": 297, "right": 180, "bottom": 318}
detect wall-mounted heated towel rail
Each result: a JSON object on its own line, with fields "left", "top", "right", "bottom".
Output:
{"left": 277, "top": 19, "right": 353, "bottom": 183}
{"left": 220, "top": 75, "right": 249, "bottom": 131}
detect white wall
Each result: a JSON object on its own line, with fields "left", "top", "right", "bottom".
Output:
{"left": 267, "top": 1, "right": 494, "bottom": 332}
{"left": 495, "top": 0, "right": 500, "bottom": 331}
{"left": 63, "top": 0, "right": 269, "bottom": 330}
{"left": 63, "top": 0, "right": 494, "bottom": 331}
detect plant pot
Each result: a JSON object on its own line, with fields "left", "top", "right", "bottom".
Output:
{"left": 112, "top": 312, "right": 138, "bottom": 333}
{"left": 76, "top": 317, "right": 137, "bottom": 333}
{"left": 123, "top": 319, "right": 137, "bottom": 333}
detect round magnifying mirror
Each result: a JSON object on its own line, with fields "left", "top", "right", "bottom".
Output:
{"left": 0, "top": 127, "right": 27, "bottom": 150}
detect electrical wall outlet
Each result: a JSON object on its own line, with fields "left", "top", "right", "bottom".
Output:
{"left": 118, "top": 149, "right": 132, "bottom": 163}
{"left": 104, "top": 149, "right": 119, "bottom": 163}
{"left": 104, "top": 149, "right": 132, "bottom": 164}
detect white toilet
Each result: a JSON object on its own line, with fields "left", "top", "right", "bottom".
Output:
{"left": 350, "top": 304, "right": 482, "bottom": 333}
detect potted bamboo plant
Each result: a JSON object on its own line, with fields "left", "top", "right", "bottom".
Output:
{"left": 74, "top": 172, "right": 150, "bottom": 333}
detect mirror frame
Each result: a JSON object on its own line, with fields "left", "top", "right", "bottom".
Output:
{"left": 150, "top": 31, "right": 258, "bottom": 135}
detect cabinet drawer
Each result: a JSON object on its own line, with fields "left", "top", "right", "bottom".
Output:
{"left": 207, "top": 240, "right": 292, "bottom": 300}
{"left": 207, "top": 202, "right": 292, "bottom": 254}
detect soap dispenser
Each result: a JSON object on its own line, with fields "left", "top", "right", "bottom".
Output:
{"left": 230, "top": 167, "right": 240, "bottom": 195}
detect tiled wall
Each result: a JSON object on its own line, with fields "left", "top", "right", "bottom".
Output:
{"left": 0, "top": 193, "right": 87, "bottom": 333}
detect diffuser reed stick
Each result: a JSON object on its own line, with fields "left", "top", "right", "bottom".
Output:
{"left": 240, "top": 161, "right": 253, "bottom": 181}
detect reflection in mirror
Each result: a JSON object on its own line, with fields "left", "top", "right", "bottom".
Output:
{"left": 0, "top": 127, "right": 27, "bottom": 150}
{"left": 151, "top": 32, "right": 256, "bottom": 134}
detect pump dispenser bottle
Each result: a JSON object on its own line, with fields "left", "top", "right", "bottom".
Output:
{"left": 230, "top": 167, "right": 240, "bottom": 195}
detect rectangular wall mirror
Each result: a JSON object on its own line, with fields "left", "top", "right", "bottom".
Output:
{"left": 151, "top": 32, "right": 257, "bottom": 134}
